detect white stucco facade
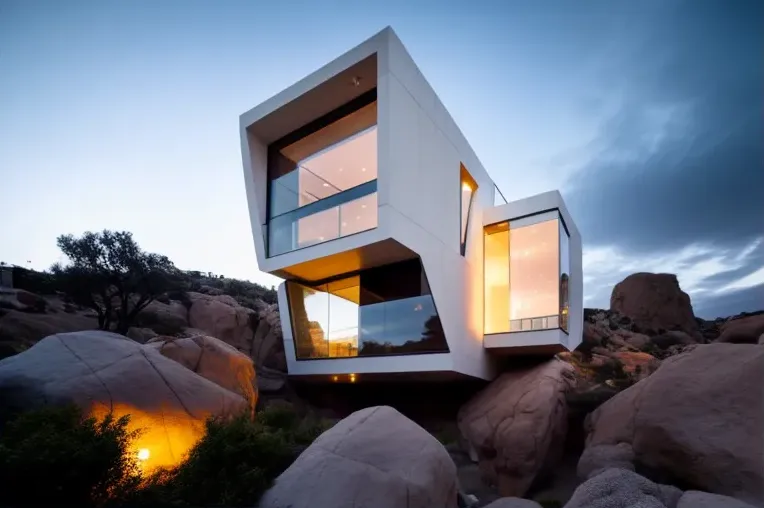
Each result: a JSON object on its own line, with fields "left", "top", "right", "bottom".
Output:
{"left": 240, "top": 27, "right": 582, "bottom": 381}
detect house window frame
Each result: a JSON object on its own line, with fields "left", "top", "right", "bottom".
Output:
{"left": 265, "top": 89, "right": 378, "bottom": 257}
{"left": 483, "top": 208, "right": 571, "bottom": 335}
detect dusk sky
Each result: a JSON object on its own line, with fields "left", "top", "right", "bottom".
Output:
{"left": 1, "top": 0, "right": 761, "bottom": 318}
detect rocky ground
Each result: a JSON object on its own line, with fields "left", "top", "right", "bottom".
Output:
{"left": 1, "top": 270, "right": 762, "bottom": 507}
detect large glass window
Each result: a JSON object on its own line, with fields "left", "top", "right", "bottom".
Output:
{"left": 286, "top": 259, "right": 449, "bottom": 359}
{"left": 484, "top": 213, "right": 571, "bottom": 334}
{"left": 267, "top": 92, "right": 378, "bottom": 256}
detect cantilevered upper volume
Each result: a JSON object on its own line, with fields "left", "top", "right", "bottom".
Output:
{"left": 240, "top": 27, "right": 583, "bottom": 382}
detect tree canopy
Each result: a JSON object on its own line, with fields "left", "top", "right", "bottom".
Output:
{"left": 52, "top": 230, "right": 183, "bottom": 333}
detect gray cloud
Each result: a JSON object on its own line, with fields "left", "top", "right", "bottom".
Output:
{"left": 559, "top": 0, "right": 763, "bottom": 316}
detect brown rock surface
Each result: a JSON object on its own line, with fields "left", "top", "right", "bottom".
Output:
{"left": 0, "top": 309, "right": 97, "bottom": 355}
{"left": 610, "top": 273, "right": 698, "bottom": 336}
{"left": 259, "top": 406, "right": 458, "bottom": 508}
{"left": 145, "top": 334, "right": 257, "bottom": 411}
{"left": 458, "top": 359, "right": 575, "bottom": 497}
{"left": 717, "top": 313, "right": 764, "bottom": 344}
{"left": 187, "top": 292, "right": 255, "bottom": 351}
{"left": 583, "top": 343, "right": 764, "bottom": 505}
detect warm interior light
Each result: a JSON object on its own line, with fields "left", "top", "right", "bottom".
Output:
{"left": 349, "top": 373, "right": 356, "bottom": 383}
{"left": 462, "top": 182, "right": 472, "bottom": 191}
{"left": 331, "top": 375, "right": 338, "bottom": 382}
{"left": 137, "top": 448, "right": 150, "bottom": 461}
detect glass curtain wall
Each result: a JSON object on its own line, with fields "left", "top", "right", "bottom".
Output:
{"left": 483, "top": 214, "right": 571, "bottom": 334}
{"left": 267, "top": 91, "right": 379, "bottom": 256}
{"left": 286, "top": 259, "right": 449, "bottom": 359}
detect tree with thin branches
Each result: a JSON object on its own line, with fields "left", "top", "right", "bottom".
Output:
{"left": 52, "top": 230, "right": 183, "bottom": 334}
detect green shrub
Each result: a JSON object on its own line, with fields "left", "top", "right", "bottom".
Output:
{"left": 1, "top": 404, "right": 332, "bottom": 508}
{"left": 0, "top": 405, "right": 142, "bottom": 508}
{"left": 124, "top": 405, "right": 333, "bottom": 507}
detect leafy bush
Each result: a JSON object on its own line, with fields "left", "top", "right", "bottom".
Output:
{"left": 1, "top": 403, "right": 332, "bottom": 508}
{"left": 0, "top": 405, "right": 142, "bottom": 508}
{"left": 122, "top": 404, "right": 332, "bottom": 507}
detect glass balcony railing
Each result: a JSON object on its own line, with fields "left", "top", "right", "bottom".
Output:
{"left": 267, "top": 179, "right": 378, "bottom": 257}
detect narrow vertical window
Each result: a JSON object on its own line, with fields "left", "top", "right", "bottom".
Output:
{"left": 484, "top": 222, "right": 510, "bottom": 333}
{"left": 460, "top": 164, "right": 477, "bottom": 256}
{"left": 559, "top": 219, "right": 570, "bottom": 332}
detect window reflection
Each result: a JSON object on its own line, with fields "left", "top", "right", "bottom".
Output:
{"left": 559, "top": 221, "right": 570, "bottom": 332}
{"left": 509, "top": 219, "right": 560, "bottom": 322}
{"left": 287, "top": 259, "right": 449, "bottom": 360}
{"left": 484, "top": 216, "right": 569, "bottom": 334}
{"left": 266, "top": 94, "right": 378, "bottom": 256}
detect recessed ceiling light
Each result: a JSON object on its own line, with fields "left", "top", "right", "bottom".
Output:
{"left": 361, "top": 167, "right": 366, "bottom": 172}
{"left": 356, "top": 216, "right": 360, "bottom": 220}
{"left": 322, "top": 183, "right": 329, "bottom": 187}
{"left": 361, "top": 204, "right": 366, "bottom": 209}
{"left": 342, "top": 222, "right": 347, "bottom": 227}
{"left": 339, "top": 167, "right": 344, "bottom": 172}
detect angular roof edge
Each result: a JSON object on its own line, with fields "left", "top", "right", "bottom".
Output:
{"left": 239, "top": 26, "right": 397, "bottom": 130}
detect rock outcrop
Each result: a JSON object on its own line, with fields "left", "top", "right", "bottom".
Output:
{"left": 482, "top": 499, "right": 543, "bottom": 508}
{"left": 0, "top": 308, "right": 97, "bottom": 357}
{"left": 565, "top": 468, "right": 682, "bottom": 508}
{"left": 259, "top": 406, "right": 458, "bottom": 508}
{"left": 187, "top": 292, "right": 255, "bottom": 349}
{"left": 136, "top": 292, "right": 286, "bottom": 373}
{"left": 0, "top": 330, "right": 248, "bottom": 469}
{"left": 145, "top": 334, "right": 257, "bottom": 411}
{"left": 677, "top": 491, "right": 758, "bottom": 508}
{"left": 458, "top": 359, "right": 574, "bottom": 497}
{"left": 583, "top": 344, "right": 764, "bottom": 505}
{"left": 610, "top": 273, "right": 698, "bottom": 336}
{"left": 717, "top": 313, "right": 764, "bottom": 344}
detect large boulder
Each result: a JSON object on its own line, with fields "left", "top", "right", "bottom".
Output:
{"left": 250, "top": 303, "right": 286, "bottom": 372}
{"left": 583, "top": 344, "right": 764, "bottom": 505}
{"left": 565, "top": 468, "right": 682, "bottom": 508}
{"left": 482, "top": 499, "right": 542, "bottom": 508}
{"left": 135, "top": 299, "right": 189, "bottom": 335}
{"left": 0, "top": 330, "right": 247, "bottom": 470}
{"left": 717, "top": 313, "right": 764, "bottom": 344}
{"left": 577, "top": 443, "right": 635, "bottom": 480}
{"left": 187, "top": 292, "right": 255, "bottom": 352}
{"left": 0, "top": 288, "right": 47, "bottom": 313}
{"left": 677, "top": 491, "right": 757, "bottom": 508}
{"left": 259, "top": 406, "right": 458, "bottom": 508}
{"left": 458, "top": 359, "right": 574, "bottom": 497}
{"left": 145, "top": 334, "right": 257, "bottom": 410}
{"left": 610, "top": 273, "right": 698, "bottom": 336}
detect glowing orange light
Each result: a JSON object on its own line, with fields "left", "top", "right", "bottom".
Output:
{"left": 331, "top": 375, "right": 338, "bottom": 382}
{"left": 137, "top": 448, "right": 150, "bottom": 461}
{"left": 349, "top": 373, "right": 357, "bottom": 383}
{"left": 462, "top": 182, "right": 472, "bottom": 191}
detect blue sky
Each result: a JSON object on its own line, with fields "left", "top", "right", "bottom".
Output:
{"left": 1, "top": 0, "right": 762, "bottom": 317}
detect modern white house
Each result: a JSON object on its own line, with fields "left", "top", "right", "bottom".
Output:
{"left": 240, "top": 27, "right": 582, "bottom": 381}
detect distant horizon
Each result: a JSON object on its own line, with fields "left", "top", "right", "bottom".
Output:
{"left": 1, "top": 1, "right": 761, "bottom": 319}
